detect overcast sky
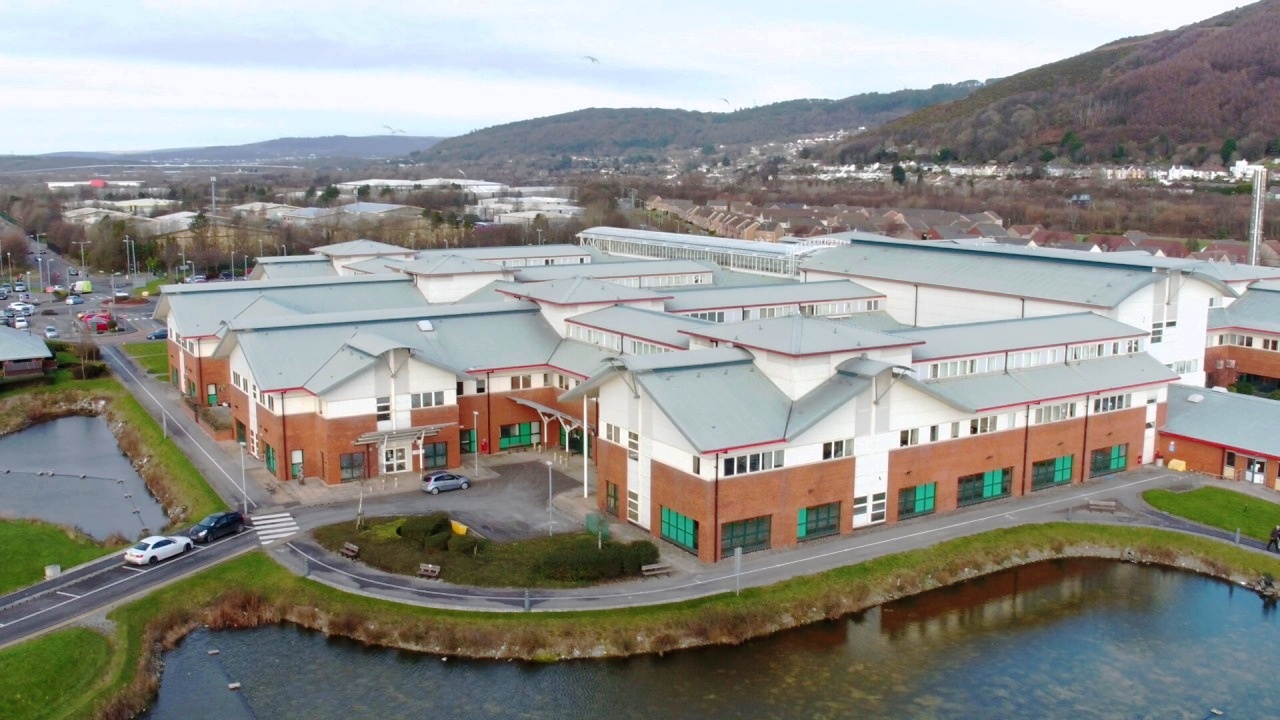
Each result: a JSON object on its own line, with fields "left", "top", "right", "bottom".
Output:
{"left": 0, "top": 0, "right": 1251, "bottom": 155}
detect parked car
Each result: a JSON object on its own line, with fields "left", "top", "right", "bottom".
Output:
{"left": 7, "top": 302, "right": 34, "bottom": 316}
{"left": 113, "top": 290, "right": 130, "bottom": 300}
{"left": 65, "top": 295, "right": 84, "bottom": 305}
{"left": 122, "top": 535, "right": 193, "bottom": 565}
{"left": 186, "top": 275, "right": 206, "bottom": 284}
{"left": 14, "top": 282, "right": 25, "bottom": 292}
{"left": 44, "top": 285, "right": 65, "bottom": 294}
{"left": 13, "top": 316, "right": 28, "bottom": 330}
{"left": 67, "top": 268, "right": 79, "bottom": 276}
{"left": 146, "top": 328, "right": 168, "bottom": 340}
{"left": 421, "top": 470, "right": 471, "bottom": 494}
{"left": 188, "top": 511, "right": 245, "bottom": 543}
{"left": 43, "top": 326, "right": 59, "bottom": 338}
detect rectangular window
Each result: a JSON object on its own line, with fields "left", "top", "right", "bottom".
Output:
{"left": 929, "top": 425, "right": 940, "bottom": 442}
{"left": 853, "top": 495, "right": 868, "bottom": 519}
{"left": 1090, "top": 444, "right": 1128, "bottom": 476}
{"left": 627, "top": 490, "right": 640, "bottom": 523}
{"left": 957, "top": 468, "right": 1012, "bottom": 507}
{"left": 1092, "top": 394, "right": 1132, "bottom": 414}
{"left": 660, "top": 507, "right": 698, "bottom": 552}
{"left": 823, "top": 439, "right": 849, "bottom": 459}
{"left": 797, "top": 502, "right": 840, "bottom": 541}
{"left": 899, "top": 428, "right": 919, "bottom": 447}
{"left": 722, "top": 449, "right": 785, "bottom": 477}
{"left": 606, "top": 482, "right": 619, "bottom": 517}
{"left": 1034, "top": 402, "right": 1077, "bottom": 424}
{"left": 410, "top": 391, "right": 445, "bottom": 409}
{"left": 460, "top": 428, "right": 475, "bottom": 455}
{"left": 499, "top": 421, "right": 541, "bottom": 450}
{"left": 375, "top": 396, "right": 391, "bottom": 421}
{"left": 627, "top": 431, "right": 639, "bottom": 460}
{"left": 421, "top": 441, "right": 448, "bottom": 470}
{"left": 1265, "top": 339, "right": 1279, "bottom": 352}
{"left": 264, "top": 444, "right": 277, "bottom": 474}
{"left": 339, "top": 452, "right": 364, "bottom": 482}
{"left": 721, "top": 515, "right": 771, "bottom": 555}
{"left": 476, "top": 378, "right": 487, "bottom": 394}
{"left": 692, "top": 456, "right": 701, "bottom": 475}
{"left": 898, "top": 483, "right": 937, "bottom": 519}
{"left": 970, "top": 416, "right": 997, "bottom": 435}
{"left": 207, "top": 383, "right": 218, "bottom": 406}
{"left": 290, "top": 449, "right": 303, "bottom": 480}
{"left": 1032, "top": 455, "right": 1074, "bottom": 490}
{"left": 870, "top": 492, "right": 887, "bottom": 523}
{"left": 511, "top": 374, "right": 532, "bottom": 390}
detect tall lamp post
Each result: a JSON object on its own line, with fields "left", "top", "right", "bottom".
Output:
{"left": 239, "top": 441, "right": 249, "bottom": 515}
{"left": 35, "top": 257, "right": 43, "bottom": 291}
{"left": 545, "top": 460, "right": 554, "bottom": 536}
{"left": 73, "top": 241, "right": 88, "bottom": 277}
{"left": 472, "top": 410, "right": 480, "bottom": 475}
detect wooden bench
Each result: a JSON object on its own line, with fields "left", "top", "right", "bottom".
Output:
{"left": 417, "top": 563, "right": 441, "bottom": 579}
{"left": 339, "top": 542, "right": 360, "bottom": 559}
{"left": 641, "top": 562, "right": 673, "bottom": 577}
{"left": 1088, "top": 499, "right": 1118, "bottom": 513}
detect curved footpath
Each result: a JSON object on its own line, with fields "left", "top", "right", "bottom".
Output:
{"left": 86, "top": 347, "right": 1280, "bottom": 616}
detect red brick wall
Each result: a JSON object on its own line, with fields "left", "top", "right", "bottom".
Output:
{"left": 1159, "top": 432, "right": 1280, "bottom": 490}
{"left": 1205, "top": 344, "right": 1280, "bottom": 389}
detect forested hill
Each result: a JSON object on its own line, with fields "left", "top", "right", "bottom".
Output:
{"left": 419, "top": 83, "right": 983, "bottom": 162}
{"left": 829, "top": 0, "right": 1280, "bottom": 165}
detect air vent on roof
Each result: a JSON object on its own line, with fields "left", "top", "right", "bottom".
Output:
{"left": 1187, "top": 394, "right": 1205, "bottom": 404}
{"left": 1211, "top": 386, "right": 1229, "bottom": 393}
{"left": 417, "top": 320, "right": 434, "bottom": 332}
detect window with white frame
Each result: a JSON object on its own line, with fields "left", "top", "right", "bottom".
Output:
{"left": 1167, "top": 359, "right": 1200, "bottom": 375}
{"left": 822, "top": 439, "right": 850, "bottom": 459}
{"left": 510, "top": 375, "right": 533, "bottom": 390}
{"left": 375, "top": 396, "right": 391, "bottom": 421}
{"left": 627, "top": 431, "right": 639, "bottom": 460}
{"left": 410, "top": 391, "right": 445, "bottom": 408}
{"left": 927, "top": 355, "right": 1001, "bottom": 379}
{"left": 970, "top": 416, "right": 998, "bottom": 435}
{"left": 1034, "top": 402, "right": 1077, "bottom": 424}
{"left": 687, "top": 310, "right": 725, "bottom": 322}
{"left": 606, "top": 423, "right": 621, "bottom": 444}
{"left": 1092, "top": 393, "right": 1132, "bottom": 413}
{"left": 1264, "top": 339, "right": 1279, "bottom": 352}
{"left": 899, "top": 428, "right": 920, "bottom": 447}
{"left": 722, "top": 449, "right": 785, "bottom": 477}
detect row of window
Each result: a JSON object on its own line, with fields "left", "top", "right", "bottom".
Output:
{"left": 660, "top": 501, "right": 842, "bottom": 555}
{"left": 338, "top": 441, "right": 449, "bottom": 482}
{"left": 566, "top": 324, "right": 673, "bottom": 355}
{"left": 1215, "top": 333, "right": 1280, "bottom": 352}
{"left": 922, "top": 339, "right": 1145, "bottom": 380}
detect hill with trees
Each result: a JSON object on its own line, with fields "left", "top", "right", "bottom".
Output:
{"left": 828, "top": 0, "right": 1280, "bottom": 166}
{"left": 418, "top": 83, "right": 983, "bottom": 163}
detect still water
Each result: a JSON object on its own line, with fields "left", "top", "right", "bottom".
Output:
{"left": 145, "top": 560, "right": 1279, "bottom": 719}
{"left": 0, "top": 415, "right": 167, "bottom": 539}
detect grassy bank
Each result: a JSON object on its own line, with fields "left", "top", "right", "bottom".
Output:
{"left": 21, "top": 522, "right": 1280, "bottom": 719}
{"left": 120, "top": 341, "right": 168, "bottom": 376}
{"left": 0, "top": 520, "right": 121, "bottom": 594}
{"left": 0, "top": 629, "right": 113, "bottom": 720}
{"left": 1143, "top": 486, "right": 1280, "bottom": 541}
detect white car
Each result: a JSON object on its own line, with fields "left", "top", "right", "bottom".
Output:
{"left": 7, "top": 302, "right": 34, "bottom": 316}
{"left": 13, "top": 316, "right": 28, "bottom": 330}
{"left": 122, "top": 535, "right": 193, "bottom": 565}
{"left": 44, "top": 326, "right": 59, "bottom": 338}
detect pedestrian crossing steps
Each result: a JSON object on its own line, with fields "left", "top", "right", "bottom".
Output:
{"left": 252, "top": 512, "right": 300, "bottom": 546}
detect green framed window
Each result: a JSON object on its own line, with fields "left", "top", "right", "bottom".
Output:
{"left": 1090, "top": 444, "right": 1128, "bottom": 476}
{"left": 421, "top": 441, "right": 447, "bottom": 470}
{"left": 264, "top": 444, "right": 277, "bottom": 474}
{"left": 339, "top": 452, "right": 364, "bottom": 482}
{"left": 660, "top": 506, "right": 698, "bottom": 553}
{"left": 721, "top": 515, "right": 771, "bottom": 555}
{"left": 460, "top": 428, "right": 476, "bottom": 454}
{"left": 290, "top": 449, "right": 303, "bottom": 480}
{"left": 499, "top": 421, "right": 541, "bottom": 450}
{"left": 957, "top": 468, "right": 1011, "bottom": 507}
{"left": 898, "top": 483, "right": 937, "bottom": 519}
{"left": 606, "top": 482, "right": 619, "bottom": 517}
{"left": 797, "top": 502, "right": 840, "bottom": 541}
{"left": 1032, "top": 455, "right": 1074, "bottom": 490}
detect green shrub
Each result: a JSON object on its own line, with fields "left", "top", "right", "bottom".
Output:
{"left": 621, "top": 541, "right": 660, "bottom": 574}
{"left": 397, "top": 512, "right": 451, "bottom": 548}
{"left": 536, "top": 539, "right": 625, "bottom": 582}
{"left": 447, "top": 533, "right": 488, "bottom": 555}
{"left": 80, "top": 362, "right": 109, "bottom": 379}
{"left": 424, "top": 530, "right": 452, "bottom": 552}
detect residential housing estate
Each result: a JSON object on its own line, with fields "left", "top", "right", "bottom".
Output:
{"left": 154, "top": 229, "right": 1280, "bottom": 563}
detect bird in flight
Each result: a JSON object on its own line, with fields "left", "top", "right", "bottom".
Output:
{"left": 719, "top": 98, "right": 731, "bottom": 108}
{"left": 382, "top": 124, "right": 406, "bottom": 135}
{"left": 583, "top": 55, "right": 599, "bottom": 64}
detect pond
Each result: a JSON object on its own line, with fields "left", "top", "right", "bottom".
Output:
{"left": 0, "top": 415, "right": 168, "bottom": 539}
{"left": 143, "top": 559, "right": 1280, "bottom": 719}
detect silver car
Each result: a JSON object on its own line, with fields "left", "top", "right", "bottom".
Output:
{"left": 420, "top": 470, "right": 471, "bottom": 494}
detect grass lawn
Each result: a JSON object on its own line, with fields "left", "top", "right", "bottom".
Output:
{"left": 0, "top": 520, "right": 119, "bottom": 594}
{"left": 1143, "top": 486, "right": 1280, "bottom": 541}
{"left": 121, "top": 340, "right": 169, "bottom": 375}
{"left": 313, "top": 515, "right": 654, "bottom": 587}
{"left": 0, "top": 628, "right": 113, "bottom": 720}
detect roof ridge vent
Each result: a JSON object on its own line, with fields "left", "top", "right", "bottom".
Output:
{"left": 417, "top": 320, "right": 435, "bottom": 332}
{"left": 1186, "top": 393, "right": 1204, "bottom": 403}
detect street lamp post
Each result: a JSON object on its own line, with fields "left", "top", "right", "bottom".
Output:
{"left": 239, "top": 441, "right": 249, "bottom": 515}
{"left": 546, "top": 460, "right": 554, "bottom": 536}
{"left": 35, "top": 258, "right": 43, "bottom": 291}
{"left": 73, "top": 241, "right": 88, "bottom": 277}
{"left": 472, "top": 410, "right": 480, "bottom": 475}
{"left": 230, "top": 250, "right": 235, "bottom": 280}
{"left": 279, "top": 244, "right": 286, "bottom": 256}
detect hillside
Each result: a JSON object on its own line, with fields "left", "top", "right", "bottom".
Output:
{"left": 420, "top": 83, "right": 982, "bottom": 162}
{"left": 830, "top": 0, "right": 1280, "bottom": 165}
{"left": 44, "top": 135, "right": 444, "bottom": 164}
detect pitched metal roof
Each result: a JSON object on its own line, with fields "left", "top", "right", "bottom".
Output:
{"left": 310, "top": 239, "right": 415, "bottom": 257}
{"left": 898, "top": 312, "right": 1146, "bottom": 361}
{"left": 512, "top": 259, "right": 710, "bottom": 282}
{"left": 684, "top": 314, "right": 921, "bottom": 357}
{"left": 254, "top": 258, "right": 337, "bottom": 280}
{"left": 1207, "top": 284, "right": 1280, "bottom": 334}
{"left": 494, "top": 278, "right": 669, "bottom": 306}
{"left": 915, "top": 353, "right": 1178, "bottom": 413}
{"left": 1163, "top": 384, "right": 1280, "bottom": 458}
{"left": 663, "top": 280, "right": 882, "bottom": 312}
{"left": 343, "top": 257, "right": 408, "bottom": 275}
{"left": 397, "top": 255, "right": 507, "bottom": 277}
{"left": 801, "top": 238, "right": 1161, "bottom": 308}
{"left": 785, "top": 372, "right": 872, "bottom": 441}
{"left": 566, "top": 305, "right": 713, "bottom": 349}
{"left": 416, "top": 244, "right": 588, "bottom": 260}
{"left": 0, "top": 326, "right": 52, "bottom": 362}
